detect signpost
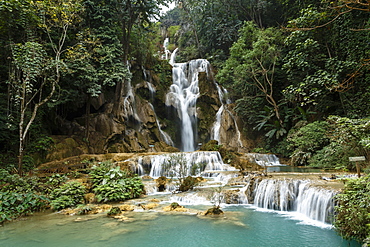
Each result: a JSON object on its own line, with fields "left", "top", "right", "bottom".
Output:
{"left": 349, "top": 156, "right": 366, "bottom": 178}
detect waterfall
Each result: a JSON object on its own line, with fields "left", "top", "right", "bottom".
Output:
{"left": 123, "top": 79, "right": 140, "bottom": 122}
{"left": 211, "top": 105, "right": 223, "bottom": 143}
{"left": 251, "top": 179, "right": 335, "bottom": 223}
{"left": 163, "top": 37, "right": 171, "bottom": 60}
{"left": 166, "top": 51, "right": 208, "bottom": 151}
{"left": 148, "top": 103, "right": 174, "bottom": 146}
{"left": 295, "top": 184, "right": 335, "bottom": 223}
{"left": 210, "top": 76, "right": 243, "bottom": 148}
{"left": 246, "top": 153, "right": 283, "bottom": 167}
{"left": 126, "top": 151, "right": 238, "bottom": 178}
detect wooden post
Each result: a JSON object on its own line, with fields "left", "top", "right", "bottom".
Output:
{"left": 356, "top": 161, "right": 361, "bottom": 178}
{"left": 349, "top": 156, "right": 366, "bottom": 178}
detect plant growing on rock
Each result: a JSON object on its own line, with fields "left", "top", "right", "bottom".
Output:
{"left": 162, "top": 154, "right": 201, "bottom": 192}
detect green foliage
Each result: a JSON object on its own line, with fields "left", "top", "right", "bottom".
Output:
{"left": 77, "top": 204, "right": 94, "bottom": 215}
{"left": 0, "top": 169, "right": 41, "bottom": 193}
{"left": 107, "top": 206, "right": 121, "bottom": 216}
{"left": 0, "top": 191, "right": 48, "bottom": 224}
{"left": 49, "top": 181, "right": 86, "bottom": 210}
{"left": 93, "top": 176, "right": 144, "bottom": 203}
{"left": 170, "top": 202, "right": 180, "bottom": 210}
{"left": 334, "top": 175, "right": 370, "bottom": 242}
{"left": 178, "top": 176, "right": 200, "bottom": 192}
{"left": 217, "top": 21, "right": 287, "bottom": 140}
{"left": 89, "top": 162, "right": 144, "bottom": 202}
{"left": 0, "top": 169, "right": 48, "bottom": 223}
{"left": 287, "top": 121, "right": 330, "bottom": 166}
{"left": 43, "top": 173, "right": 69, "bottom": 193}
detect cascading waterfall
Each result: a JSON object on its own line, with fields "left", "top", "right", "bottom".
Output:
{"left": 148, "top": 103, "right": 174, "bottom": 146}
{"left": 166, "top": 49, "right": 208, "bottom": 151}
{"left": 126, "top": 151, "right": 237, "bottom": 178}
{"left": 163, "top": 37, "right": 171, "bottom": 60}
{"left": 295, "top": 183, "right": 335, "bottom": 223}
{"left": 210, "top": 74, "right": 243, "bottom": 148}
{"left": 128, "top": 151, "right": 337, "bottom": 224}
{"left": 123, "top": 79, "right": 140, "bottom": 122}
{"left": 211, "top": 105, "right": 223, "bottom": 143}
{"left": 247, "top": 153, "right": 283, "bottom": 167}
{"left": 251, "top": 179, "right": 335, "bottom": 223}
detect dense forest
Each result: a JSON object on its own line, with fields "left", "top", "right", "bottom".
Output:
{"left": 0, "top": 0, "right": 369, "bottom": 243}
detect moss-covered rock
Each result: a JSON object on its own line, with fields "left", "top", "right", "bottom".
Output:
{"left": 204, "top": 206, "right": 224, "bottom": 215}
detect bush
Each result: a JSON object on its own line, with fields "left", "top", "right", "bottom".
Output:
{"left": 334, "top": 175, "right": 370, "bottom": 243}
{"left": 0, "top": 191, "right": 48, "bottom": 224}
{"left": 287, "top": 121, "right": 330, "bottom": 166}
{"left": 0, "top": 169, "right": 48, "bottom": 223}
{"left": 50, "top": 181, "right": 86, "bottom": 210}
{"left": 0, "top": 169, "right": 42, "bottom": 193}
{"left": 89, "top": 162, "right": 144, "bottom": 202}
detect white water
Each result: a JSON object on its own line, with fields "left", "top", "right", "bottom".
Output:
{"left": 131, "top": 152, "right": 336, "bottom": 225}
{"left": 148, "top": 103, "right": 174, "bottom": 146}
{"left": 123, "top": 78, "right": 140, "bottom": 122}
{"left": 167, "top": 50, "right": 208, "bottom": 151}
{"left": 244, "top": 178, "right": 335, "bottom": 224}
{"left": 211, "top": 105, "right": 223, "bottom": 142}
{"left": 247, "top": 153, "right": 283, "bottom": 167}
{"left": 163, "top": 37, "right": 171, "bottom": 60}
{"left": 129, "top": 151, "right": 238, "bottom": 178}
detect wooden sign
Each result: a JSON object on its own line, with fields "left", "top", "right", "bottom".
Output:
{"left": 349, "top": 156, "right": 366, "bottom": 178}
{"left": 349, "top": 156, "right": 366, "bottom": 162}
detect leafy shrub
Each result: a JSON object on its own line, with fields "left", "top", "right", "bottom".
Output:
{"left": 0, "top": 191, "right": 48, "bottom": 223}
{"left": 43, "top": 173, "right": 68, "bottom": 193}
{"left": 309, "top": 142, "right": 357, "bottom": 169}
{"left": 89, "top": 162, "right": 131, "bottom": 187}
{"left": 49, "top": 181, "right": 86, "bottom": 210}
{"left": 107, "top": 206, "right": 121, "bottom": 216}
{"left": 93, "top": 176, "right": 144, "bottom": 202}
{"left": 0, "top": 169, "right": 41, "bottom": 193}
{"left": 178, "top": 176, "right": 200, "bottom": 192}
{"left": 89, "top": 162, "right": 144, "bottom": 202}
{"left": 334, "top": 175, "right": 370, "bottom": 242}
{"left": 287, "top": 121, "right": 330, "bottom": 166}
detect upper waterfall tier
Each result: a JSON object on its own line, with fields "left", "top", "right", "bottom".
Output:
{"left": 166, "top": 59, "right": 209, "bottom": 151}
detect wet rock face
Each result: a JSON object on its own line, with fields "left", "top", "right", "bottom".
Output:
{"left": 49, "top": 60, "right": 250, "bottom": 159}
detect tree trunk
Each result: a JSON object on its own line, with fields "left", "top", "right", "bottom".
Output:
{"left": 85, "top": 95, "right": 91, "bottom": 141}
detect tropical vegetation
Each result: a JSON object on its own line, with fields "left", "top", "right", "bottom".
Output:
{"left": 0, "top": 0, "right": 369, "bottom": 243}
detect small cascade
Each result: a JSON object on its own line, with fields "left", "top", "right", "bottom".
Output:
{"left": 143, "top": 179, "right": 177, "bottom": 194}
{"left": 210, "top": 76, "right": 243, "bottom": 149}
{"left": 295, "top": 184, "right": 335, "bottom": 223}
{"left": 123, "top": 78, "right": 140, "bottom": 122}
{"left": 166, "top": 50, "right": 208, "bottom": 151}
{"left": 163, "top": 37, "right": 171, "bottom": 60}
{"left": 146, "top": 81, "right": 156, "bottom": 100}
{"left": 249, "top": 179, "right": 335, "bottom": 223}
{"left": 148, "top": 103, "right": 174, "bottom": 146}
{"left": 141, "top": 66, "right": 156, "bottom": 101}
{"left": 211, "top": 105, "right": 223, "bottom": 142}
{"left": 247, "top": 153, "right": 283, "bottom": 167}
{"left": 224, "top": 107, "right": 243, "bottom": 148}
{"left": 126, "top": 151, "right": 238, "bottom": 178}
